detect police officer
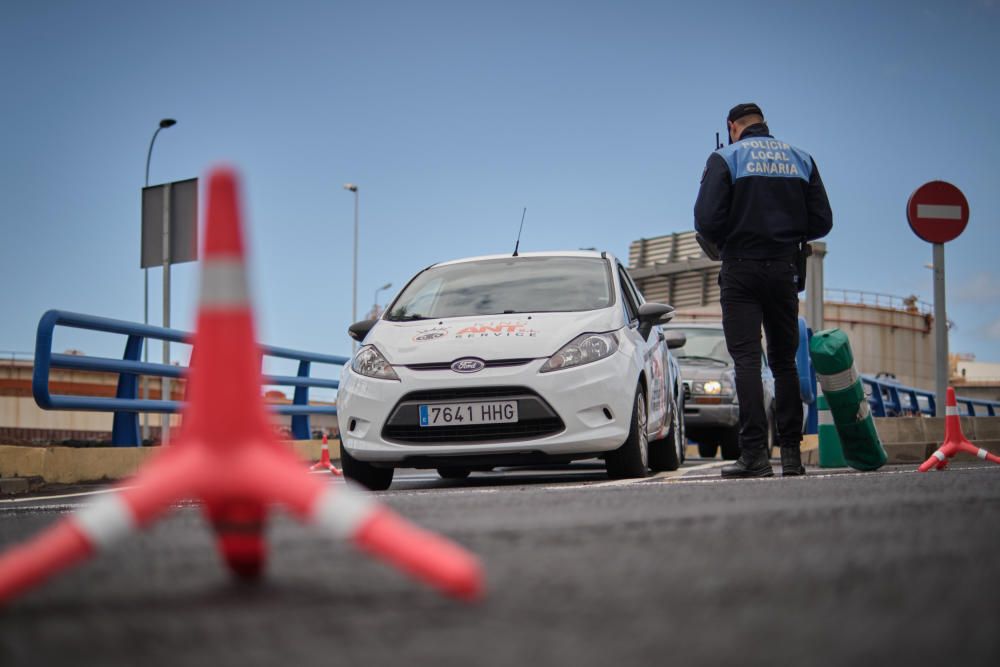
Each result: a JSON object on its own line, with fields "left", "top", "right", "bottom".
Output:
{"left": 694, "top": 103, "right": 832, "bottom": 477}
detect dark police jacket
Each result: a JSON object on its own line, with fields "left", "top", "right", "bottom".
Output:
{"left": 694, "top": 124, "right": 832, "bottom": 260}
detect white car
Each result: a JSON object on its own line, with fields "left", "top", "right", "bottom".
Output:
{"left": 336, "top": 251, "right": 685, "bottom": 490}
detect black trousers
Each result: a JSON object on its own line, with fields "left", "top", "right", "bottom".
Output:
{"left": 719, "top": 258, "right": 803, "bottom": 452}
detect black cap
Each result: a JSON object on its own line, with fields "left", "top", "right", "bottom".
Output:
{"left": 727, "top": 103, "right": 764, "bottom": 123}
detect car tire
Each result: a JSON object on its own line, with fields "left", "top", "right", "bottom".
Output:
{"left": 437, "top": 467, "right": 471, "bottom": 480}
{"left": 697, "top": 440, "right": 719, "bottom": 458}
{"left": 719, "top": 428, "right": 740, "bottom": 460}
{"left": 605, "top": 385, "right": 650, "bottom": 479}
{"left": 650, "top": 392, "right": 683, "bottom": 472}
{"left": 341, "top": 446, "right": 394, "bottom": 491}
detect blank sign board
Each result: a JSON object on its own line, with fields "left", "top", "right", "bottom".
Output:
{"left": 141, "top": 178, "right": 199, "bottom": 268}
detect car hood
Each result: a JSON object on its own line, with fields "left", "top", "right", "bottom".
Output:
{"left": 366, "top": 309, "right": 620, "bottom": 364}
{"left": 676, "top": 361, "right": 732, "bottom": 381}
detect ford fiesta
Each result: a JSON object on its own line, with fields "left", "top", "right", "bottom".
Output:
{"left": 336, "top": 251, "right": 685, "bottom": 490}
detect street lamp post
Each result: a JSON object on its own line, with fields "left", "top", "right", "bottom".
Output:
{"left": 143, "top": 118, "right": 176, "bottom": 444}
{"left": 343, "top": 183, "right": 359, "bottom": 353}
{"left": 373, "top": 282, "right": 392, "bottom": 318}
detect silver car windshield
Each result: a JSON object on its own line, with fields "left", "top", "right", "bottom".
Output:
{"left": 386, "top": 256, "right": 613, "bottom": 321}
{"left": 672, "top": 328, "right": 733, "bottom": 364}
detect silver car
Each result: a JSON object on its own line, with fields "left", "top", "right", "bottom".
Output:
{"left": 664, "top": 323, "right": 775, "bottom": 460}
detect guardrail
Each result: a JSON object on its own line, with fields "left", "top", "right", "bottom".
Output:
{"left": 33, "top": 310, "right": 349, "bottom": 446}
{"left": 824, "top": 288, "right": 933, "bottom": 316}
{"left": 860, "top": 374, "right": 999, "bottom": 417}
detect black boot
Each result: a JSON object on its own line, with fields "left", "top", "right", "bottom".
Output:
{"left": 780, "top": 446, "right": 806, "bottom": 476}
{"left": 721, "top": 448, "right": 774, "bottom": 478}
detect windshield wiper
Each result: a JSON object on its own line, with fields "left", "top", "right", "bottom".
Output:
{"left": 388, "top": 314, "right": 430, "bottom": 321}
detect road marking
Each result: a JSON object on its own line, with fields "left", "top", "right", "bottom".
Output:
{"left": 0, "top": 486, "right": 130, "bottom": 505}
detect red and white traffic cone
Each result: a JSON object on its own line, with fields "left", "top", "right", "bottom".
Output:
{"left": 311, "top": 433, "right": 342, "bottom": 475}
{"left": 918, "top": 387, "right": 1000, "bottom": 472}
{"left": 0, "top": 167, "right": 483, "bottom": 605}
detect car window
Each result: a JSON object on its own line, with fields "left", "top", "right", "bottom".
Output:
{"left": 669, "top": 328, "right": 733, "bottom": 364}
{"left": 621, "top": 269, "right": 646, "bottom": 306}
{"left": 386, "top": 256, "right": 614, "bottom": 320}
{"left": 617, "top": 266, "right": 639, "bottom": 323}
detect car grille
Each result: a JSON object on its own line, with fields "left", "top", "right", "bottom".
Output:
{"left": 683, "top": 381, "right": 692, "bottom": 402}
{"left": 402, "top": 358, "right": 535, "bottom": 371}
{"left": 381, "top": 386, "right": 565, "bottom": 444}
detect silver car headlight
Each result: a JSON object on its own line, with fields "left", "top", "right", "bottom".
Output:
{"left": 540, "top": 332, "right": 619, "bottom": 373}
{"left": 692, "top": 378, "right": 734, "bottom": 396}
{"left": 351, "top": 345, "right": 400, "bottom": 381}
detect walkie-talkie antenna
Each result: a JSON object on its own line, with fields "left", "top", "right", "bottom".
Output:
{"left": 715, "top": 131, "right": 723, "bottom": 150}
{"left": 513, "top": 207, "right": 527, "bottom": 257}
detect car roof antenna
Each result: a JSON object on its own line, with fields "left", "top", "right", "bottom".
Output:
{"left": 513, "top": 207, "right": 527, "bottom": 257}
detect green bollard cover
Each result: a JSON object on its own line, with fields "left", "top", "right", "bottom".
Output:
{"left": 836, "top": 415, "right": 888, "bottom": 471}
{"left": 809, "top": 328, "right": 886, "bottom": 471}
{"left": 817, "top": 395, "right": 846, "bottom": 468}
{"left": 809, "top": 328, "right": 855, "bottom": 376}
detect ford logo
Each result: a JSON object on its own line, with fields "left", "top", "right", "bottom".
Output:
{"left": 451, "top": 358, "right": 486, "bottom": 373}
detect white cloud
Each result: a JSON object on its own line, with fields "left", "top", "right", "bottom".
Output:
{"left": 956, "top": 272, "right": 1000, "bottom": 304}
{"left": 985, "top": 317, "right": 1000, "bottom": 341}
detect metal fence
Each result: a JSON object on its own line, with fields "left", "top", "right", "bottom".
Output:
{"left": 33, "top": 310, "right": 348, "bottom": 446}
{"left": 860, "top": 374, "right": 998, "bottom": 417}
{"left": 824, "top": 288, "right": 933, "bottom": 316}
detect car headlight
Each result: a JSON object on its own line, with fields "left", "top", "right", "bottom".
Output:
{"left": 540, "top": 332, "right": 618, "bottom": 373}
{"left": 351, "top": 345, "right": 400, "bottom": 381}
{"left": 693, "top": 378, "right": 734, "bottom": 396}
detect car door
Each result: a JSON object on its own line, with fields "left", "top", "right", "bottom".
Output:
{"left": 617, "top": 264, "right": 669, "bottom": 437}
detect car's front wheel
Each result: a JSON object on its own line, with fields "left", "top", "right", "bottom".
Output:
{"left": 605, "top": 385, "right": 650, "bottom": 479}
{"left": 341, "top": 446, "right": 394, "bottom": 491}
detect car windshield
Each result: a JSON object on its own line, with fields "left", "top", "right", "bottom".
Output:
{"left": 386, "top": 256, "right": 613, "bottom": 321}
{"left": 671, "top": 328, "right": 733, "bottom": 364}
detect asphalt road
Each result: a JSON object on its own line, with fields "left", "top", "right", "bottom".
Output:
{"left": 1, "top": 460, "right": 999, "bottom": 667}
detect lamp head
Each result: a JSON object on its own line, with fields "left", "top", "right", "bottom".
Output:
{"left": 343, "top": 183, "right": 358, "bottom": 192}
{"left": 379, "top": 282, "right": 392, "bottom": 290}
{"left": 159, "top": 118, "right": 177, "bottom": 129}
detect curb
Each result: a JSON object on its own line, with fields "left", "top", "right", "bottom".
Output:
{"left": 0, "top": 440, "right": 342, "bottom": 489}
{"left": 1, "top": 476, "right": 44, "bottom": 496}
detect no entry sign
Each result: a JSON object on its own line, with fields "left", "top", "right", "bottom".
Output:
{"left": 906, "top": 180, "right": 969, "bottom": 244}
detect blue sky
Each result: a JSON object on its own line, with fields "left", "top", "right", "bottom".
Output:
{"left": 2, "top": 0, "right": 999, "bottom": 380}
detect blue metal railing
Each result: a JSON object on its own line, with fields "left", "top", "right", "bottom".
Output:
{"left": 860, "top": 375, "right": 999, "bottom": 418}
{"left": 33, "top": 310, "right": 349, "bottom": 446}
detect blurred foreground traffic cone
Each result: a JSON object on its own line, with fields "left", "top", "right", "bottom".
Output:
{"left": 0, "top": 167, "right": 483, "bottom": 605}
{"left": 311, "top": 433, "right": 342, "bottom": 475}
{"left": 918, "top": 387, "right": 1000, "bottom": 472}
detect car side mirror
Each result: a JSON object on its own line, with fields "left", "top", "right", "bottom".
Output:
{"left": 637, "top": 302, "right": 674, "bottom": 340}
{"left": 348, "top": 318, "right": 378, "bottom": 343}
{"left": 663, "top": 330, "right": 687, "bottom": 350}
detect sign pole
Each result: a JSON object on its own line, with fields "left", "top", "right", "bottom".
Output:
{"left": 932, "top": 242, "right": 947, "bottom": 417}
{"left": 162, "top": 182, "right": 172, "bottom": 445}
{"left": 905, "top": 180, "right": 968, "bottom": 417}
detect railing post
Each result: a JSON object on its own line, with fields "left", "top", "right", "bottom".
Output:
{"left": 290, "top": 360, "right": 311, "bottom": 440}
{"left": 865, "top": 379, "right": 887, "bottom": 417}
{"left": 111, "top": 335, "right": 143, "bottom": 446}
{"left": 886, "top": 386, "right": 902, "bottom": 416}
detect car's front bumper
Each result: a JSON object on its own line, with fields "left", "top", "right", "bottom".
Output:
{"left": 683, "top": 400, "right": 739, "bottom": 428}
{"left": 337, "top": 354, "right": 639, "bottom": 465}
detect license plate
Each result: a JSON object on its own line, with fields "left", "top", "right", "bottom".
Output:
{"left": 418, "top": 401, "right": 518, "bottom": 427}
